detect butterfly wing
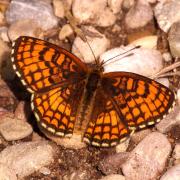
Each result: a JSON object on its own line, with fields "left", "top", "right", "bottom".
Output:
{"left": 84, "top": 72, "right": 175, "bottom": 147}
{"left": 11, "top": 36, "right": 88, "bottom": 93}
{"left": 11, "top": 36, "right": 88, "bottom": 137}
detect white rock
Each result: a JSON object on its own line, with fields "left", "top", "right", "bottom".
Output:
{"left": 8, "top": 19, "right": 43, "bottom": 41}
{"left": 108, "top": 0, "right": 123, "bottom": 14}
{"left": 122, "top": 132, "right": 171, "bottom": 180}
{"left": 0, "top": 117, "right": 33, "bottom": 141}
{"left": 125, "top": 0, "right": 153, "bottom": 29}
{"left": 59, "top": 24, "right": 73, "bottom": 40}
{"left": 99, "top": 174, "right": 125, "bottom": 180}
{"left": 53, "top": 0, "right": 65, "bottom": 18}
{"left": 162, "top": 52, "right": 172, "bottom": 62}
{"left": 160, "top": 164, "right": 180, "bottom": 180}
{"left": 72, "top": 26, "right": 110, "bottom": 63}
{"left": 130, "top": 35, "right": 158, "bottom": 49}
{"left": 6, "top": 0, "right": 58, "bottom": 30}
{"left": 154, "top": 0, "right": 180, "bottom": 32}
{"left": 156, "top": 106, "right": 179, "bottom": 133}
{"left": 72, "top": 0, "right": 116, "bottom": 27}
{"left": 100, "top": 45, "right": 163, "bottom": 77}
{"left": 0, "top": 163, "right": 17, "bottom": 180}
{"left": 0, "top": 141, "right": 55, "bottom": 178}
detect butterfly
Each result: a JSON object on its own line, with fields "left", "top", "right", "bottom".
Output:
{"left": 11, "top": 36, "right": 175, "bottom": 147}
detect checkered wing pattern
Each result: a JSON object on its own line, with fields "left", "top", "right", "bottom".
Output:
{"left": 11, "top": 36, "right": 87, "bottom": 93}
{"left": 84, "top": 72, "right": 175, "bottom": 147}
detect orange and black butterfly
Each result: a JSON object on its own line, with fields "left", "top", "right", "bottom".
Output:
{"left": 11, "top": 36, "right": 175, "bottom": 147}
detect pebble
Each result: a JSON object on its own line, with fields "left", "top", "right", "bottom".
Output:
{"left": 14, "top": 101, "right": 31, "bottom": 122}
{"left": 100, "top": 45, "right": 163, "bottom": 77}
{"left": 122, "top": 0, "right": 135, "bottom": 10}
{"left": 39, "top": 167, "right": 51, "bottom": 175}
{"left": 154, "top": 0, "right": 180, "bottom": 32}
{"left": 168, "top": 21, "right": 180, "bottom": 58}
{"left": 156, "top": 106, "right": 180, "bottom": 133}
{"left": 72, "top": 26, "right": 110, "bottom": 63}
{"left": 122, "top": 132, "right": 171, "bottom": 180}
{"left": 162, "top": 52, "right": 172, "bottom": 62}
{"left": 160, "top": 164, "right": 180, "bottom": 180}
{"left": 6, "top": 0, "right": 58, "bottom": 30}
{"left": 0, "top": 163, "right": 17, "bottom": 180}
{"left": 0, "top": 141, "right": 55, "bottom": 178}
{"left": 108, "top": 0, "right": 123, "bottom": 14}
{"left": 125, "top": 0, "right": 153, "bottom": 29}
{"left": 116, "top": 138, "right": 130, "bottom": 153}
{"left": 8, "top": 19, "right": 43, "bottom": 41}
{"left": 0, "top": 117, "right": 33, "bottom": 141}
{"left": 130, "top": 35, "right": 158, "bottom": 49}
{"left": 59, "top": 24, "right": 73, "bottom": 40}
{"left": 99, "top": 174, "right": 125, "bottom": 180}
{"left": 98, "top": 152, "right": 129, "bottom": 175}
{"left": 53, "top": 0, "right": 65, "bottom": 18}
{"left": 72, "top": 0, "right": 116, "bottom": 27}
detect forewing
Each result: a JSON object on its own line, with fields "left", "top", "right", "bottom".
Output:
{"left": 11, "top": 36, "right": 87, "bottom": 93}
{"left": 32, "top": 81, "right": 85, "bottom": 137}
{"left": 102, "top": 72, "right": 175, "bottom": 131}
{"left": 83, "top": 88, "right": 131, "bottom": 147}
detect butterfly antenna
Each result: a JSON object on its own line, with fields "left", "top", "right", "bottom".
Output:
{"left": 102, "top": 45, "right": 141, "bottom": 66}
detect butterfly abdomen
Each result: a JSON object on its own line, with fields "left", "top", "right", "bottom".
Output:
{"left": 74, "top": 71, "right": 101, "bottom": 135}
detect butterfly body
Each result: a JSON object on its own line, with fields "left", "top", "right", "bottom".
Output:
{"left": 11, "top": 36, "right": 175, "bottom": 147}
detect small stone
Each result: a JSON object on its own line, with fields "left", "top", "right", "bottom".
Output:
{"left": 160, "top": 164, "right": 180, "bottom": 180}
{"left": 162, "top": 52, "right": 172, "bottom": 62}
{"left": 168, "top": 21, "right": 180, "bottom": 58}
{"left": 14, "top": 101, "right": 31, "bottom": 121}
{"left": 173, "top": 144, "right": 180, "bottom": 161}
{"left": 156, "top": 106, "right": 180, "bottom": 133}
{"left": 59, "top": 24, "right": 73, "bottom": 40}
{"left": 122, "top": 132, "right": 172, "bottom": 180}
{"left": 98, "top": 152, "right": 129, "bottom": 175}
{"left": 0, "top": 26, "right": 9, "bottom": 42}
{"left": 122, "top": 0, "right": 135, "bottom": 10}
{"left": 8, "top": 19, "right": 43, "bottom": 41}
{"left": 116, "top": 138, "right": 130, "bottom": 153}
{"left": 99, "top": 174, "right": 125, "bottom": 180}
{"left": 6, "top": 0, "right": 58, "bottom": 30}
{"left": 72, "top": 26, "right": 110, "bottom": 63}
{"left": 53, "top": 0, "right": 65, "bottom": 18}
{"left": 0, "top": 163, "right": 17, "bottom": 180}
{"left": 100, "top": 46, "right": 163, "bottom": 77}
{"left": 0, "top": 141, "right": 55, "bottom": 178}
{"left": 108, "top": 0, "right": 123, "bottom": 14}
{"left": 72, "top": 0, "right": 116, "bottom": 27}
{"left": 154, "top": 0, "right": 180, "bottom": 32}
{"left": 125, "top": 0, "right": 153, "bottom": 29}
{"left": 39, "top": 167, "right": 51, "bottom": 175}
{"left": 0, "top": 117, "right": 33, "bottom": 141}
{"left": 131, "top": 129, "right": 151, "bottom": 144}
{"left": 130, "top": 35, "right": 158, "bottom": 49}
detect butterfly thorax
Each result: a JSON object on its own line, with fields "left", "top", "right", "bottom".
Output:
{"left": 74, "top": 69, "right": 101, "bottom": 135}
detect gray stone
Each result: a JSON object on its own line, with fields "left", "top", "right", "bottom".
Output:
{"left": 0, "top": 141, "right": 55, "bottom": 178}
{"left": 0, "top": 117, "right": 33, "bottom": 141}
{"left": 122, "top": 132, "right": 171, "bottom": 180}
{"left": 6, "top": 0, "right": 58, "bottom": 30}
{"left": 154, "top": 0, "right": 180, "bottom": 32}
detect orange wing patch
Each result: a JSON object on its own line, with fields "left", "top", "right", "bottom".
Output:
{"left": 11, "top": 36, "right": 87, "bottom": 93}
